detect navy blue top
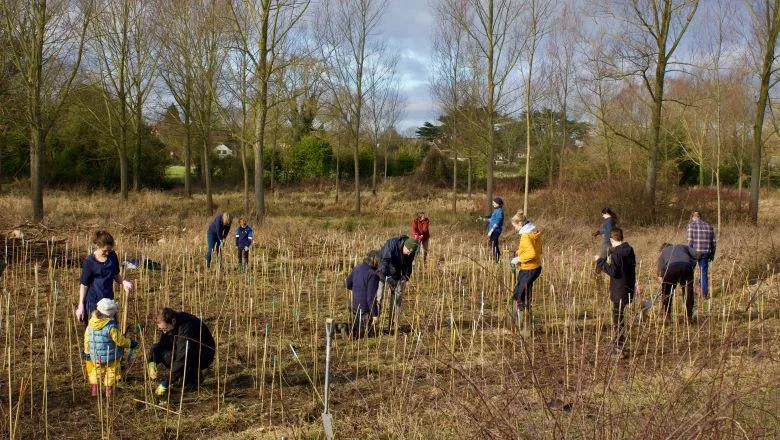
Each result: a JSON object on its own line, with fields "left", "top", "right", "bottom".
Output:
{"left": 80, "top": 252, "right": 120, "bottom": 314}
{"left": 378, "top": 235, "right": 416, "bottom": 281}
{"left": 207, "top": 214, "right": 231, "bottom": 239}
{"left": 346, "top": 262, "right": 380, "bottom": 316}
{"left": 235, "top": 225, "right": 253, "bottom": 248}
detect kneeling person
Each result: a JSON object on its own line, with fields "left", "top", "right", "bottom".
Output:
{"left": 148, "top": 308, "right": 215, "bottom": 396}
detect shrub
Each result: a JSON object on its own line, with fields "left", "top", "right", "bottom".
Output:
{"left": 284, "top": 135, "right": 333, "bottom": 182}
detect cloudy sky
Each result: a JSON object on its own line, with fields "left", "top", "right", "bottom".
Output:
{"left": 379, "top": 0, "right": 439, "bottom": 133}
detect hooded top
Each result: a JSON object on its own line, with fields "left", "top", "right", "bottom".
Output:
{"left": 516, "top": 223, "right": 542, "bottom": 270}
{"left": 346, "top": 262, "right": 380, "bottom": 316}
{"left": 487, "top": 207, "right": 504, "bottom": 236}
{"left": 84, "top": 314, "right": 132, "bottom": 364}
{"left": 378, "top": 235, "right": 416, "bottom": 281}
{"left": 596, "top": 242, "right": 636, "bottom": 304}
{"left": 235, "top": 225, "right": 254, "bottom": 248}
{"left": 657, "top": 244, "right": 698, "bottom": 277}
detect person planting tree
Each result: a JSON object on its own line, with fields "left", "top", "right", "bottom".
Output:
{"left": 509, "top": 212, "right": 542, "bottom": 327}
{"left": 235, "top": 217, "right": 254, "bottom": 271}
{"left": 411, "top": 212, "right": 430, "bottom": 262}
{"left": 377, "top": 235, "right": 419, "bottom": 331}
{"left": 686, "top": 211, "right": 716, "bottom": 299}
{"left": 205, "top": 212, "right": 233, "bottom": 268}
{"left": 656, "top": 243, "right": 699, "bottom": 322}
{"left": 147, "top": 308, "right": 215, "bottom": 396}
{"left": 343, "top": 250, "right": 382, "bottom": 338}
{"left": 83, "top": 298, "right": 138, "bottom": 397}
{"left": 76, "top": 230, "right": 134, "bottom": 328}
{"left": 479, "top": 197, "right": 505, "bottom": 262}
{"left": 595, "top": 227, "right": 636, "bottom": 355}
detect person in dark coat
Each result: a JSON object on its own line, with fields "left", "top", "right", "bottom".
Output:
{"left": 206, "top": 212, "right": 233, "bottom": 268}
{"left": 593, "top": 207, "right": 617, "bottom": 259}
{"left": 148, "top": 308, "right": 216, "bottom": 395}
{"left": 234, "top": 217, "right": 253, "bottom": 270}
{"left": 377, "top": 235, "right": 419, "bottom": 330}
{"left": 657, "top": 243, "right": 699, "bottom": 321}
{"left": 595, "top": 227, "right": 636, "bottom": 353}
{"left": 344, "top": 250, "right": 381, "bottom": 338}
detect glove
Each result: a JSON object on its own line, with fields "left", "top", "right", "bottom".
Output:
{"left": 708, "top": 254, "right": 714, "bottom": 262}
{"left": 147, "top": 362, "right": 158, "bottom": 380}
{"left": 244, "top": 246, "right": 250, "bottom": 251}
{"left": 510, "top": 256, "right": 520, "bottom": 266}
{"left": 371, "top": 316, "right": 379, "bottom": 326}
{"left": 129, "top": 340, "right": 139, "bottom": 349}
{"left": 122, "top": 279, "right": 134, "bottom": 292}
{"left": 155, "top": 381, "right": 168, "bottom": 396}
{"left": 81, "top": 351, "right": 91, "bottom": 361}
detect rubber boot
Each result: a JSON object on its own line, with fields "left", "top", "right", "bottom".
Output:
{"left": 91, "top": 384, "right": 98, "bottom": 397}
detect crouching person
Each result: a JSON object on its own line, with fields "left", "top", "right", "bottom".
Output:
{"left": 377, "top": 236, "right": 418, "bottom": 331}
{"left": 344, "top": 250, "right": 381, "bottom": 338}
{"left": 657, "top": 243, "right": 699, "bottom": 322}
{"left": 84, "top": 298, "right": 138, "bottom": 397}
{"left": 148, "top": 308, "right": 215, "bottom": 397}
{"left": 595, "top": 227, "right": 636, "bottom": 354}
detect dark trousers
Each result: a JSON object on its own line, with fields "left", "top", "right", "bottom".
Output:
{"left": 489, "top": 230, "right": 501, "bottom": 262}
{"left": 513, "top": 266, "right": 542, "bottom": 310}
{"left": 612, "top": 301, "right": 627, "bottom": 347}
{"left": 661, "top": 264, "right": 695, "bottom": 319}
{"left": 205, "top": 232, "right": 220, "bottom": 268}
{"left": 237, "top": 247, "right": 249, "bottom": 267}
{"left": 348, "top": 308, "right": 374, "bottom": 339}
{"left": 150, "top": 343, "right": 213, "bottom": 388}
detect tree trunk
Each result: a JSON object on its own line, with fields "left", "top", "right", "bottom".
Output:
{"left": 452, "top": 152, "right": 457, "bottom": 213}
{"left": 335, "top": 150, "right": 340, "bottom": 203}
{"left": 203, "top": 136, "right": 213, "bottom": 215}
{"left": 748, "top": 2, "right": 778, "bottom": 223}
{"left": 467, "top": 157, "right": 472, "bottom": 197}
{"left": 133, "top": 99, "right": 142, "bottom": 192}
{"left": 184, "top": 115, "right": 192, "bottom": 197}
{"left": 384, "top": 144, "right": 388, "bottom": 180}
{"left": 119, "top": 148, "right": 130, "bottom": 201}
{"left": 547, "top": 111, "right": 554, "bottom": 188}
{"left": 30, "top": 127, "right": 44, "bottom": 223}
{"left": 242, "top": 140, "right": 249, "bottom": 213}
{"left": 645, "top": 66, "right": 665, "bottom": 221}
{"left": 558, "top": 102, "right": 566, "bottom": 186}
{"left": 737, "top": 131, "right": 744, "bottom": 209}
{"left": 372, "top": 140, "right": 377, "bottom": 195}
{"left": 254, "top": 2, "right": 270, "bottom": 224}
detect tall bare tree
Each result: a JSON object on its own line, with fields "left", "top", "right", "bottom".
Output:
{"left": 365, "top": 55, "right": 402, "bottom": 195}
{"left": 746, "top": 0, "right": 779, "bottom": 223}
{"left": 443, "top": 0, "right": 524, "bottom": 216}
{"left": 1, "top": 0, "right": 93, "bottom": 222}
{"left": 600, "top": 0, "right": 699, "bottom": 220}
{"left": 318, "top": 0, "right": 389, "bottom": 213}
{"left": 229, "top": 0, "right": 310, "bottom": 223}
{"left": 549, "top": 4, "right": 579, "bottom": 186}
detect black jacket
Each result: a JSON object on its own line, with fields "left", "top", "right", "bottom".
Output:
{"left": 378, "top": 235, "right": 415, "bottom": 281}
{"left": 156, "top": 312, "right": 216, "bottom": 384}
{"left": 596, "top": 242, "right": 636, "bottom": 304}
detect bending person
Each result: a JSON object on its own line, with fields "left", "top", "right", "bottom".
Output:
{"left": 377, "top": 235, "right": 418, "bottom": 331}
{"left": 148, "top": 308, "right": 216, "bottom": 396}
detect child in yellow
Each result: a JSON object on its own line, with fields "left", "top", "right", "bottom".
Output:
{"left": 510, "top": 212, "right": 542, "bottom": 314}
{"left": 83, "top": 298, "right": 138, "bottom": 396}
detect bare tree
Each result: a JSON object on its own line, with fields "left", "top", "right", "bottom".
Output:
{"left": 549, "top": 4, "right": 579, "bottom": 186}
{"left": 746, "top": 0, "right": 779, "bottom": 223}
{"left": 443, "top": 0, "right": 524, "bottom": 216}
{"left": 318, "top": 0, "right": 389, "bottom": 213}
{"left": 365, "top": 54, "right": 402, "bottom": 195}
{"left": 598, "top": 0, "right": 699, "bottom": 220}
{"left": 229, "top": 0, "right": 311, "bottom": 223}
{"left": 1, "top": 0, "right": 93, "bottom": 222}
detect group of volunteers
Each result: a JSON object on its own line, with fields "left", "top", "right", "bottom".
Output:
{"left": 74, "top": 200, "right": 715, "bottom": 400}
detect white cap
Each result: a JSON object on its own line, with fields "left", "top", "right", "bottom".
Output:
{"left": 96, "top": 298, "right": 119, "bottom": 317}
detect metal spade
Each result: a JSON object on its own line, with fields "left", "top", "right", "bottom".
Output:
{"left": 322, "top": 318, "right": 335, "bottom": 440}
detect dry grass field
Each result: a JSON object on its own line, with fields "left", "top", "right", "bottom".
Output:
{"left": 0, "top": 180, "right": 777, "bottom": 439}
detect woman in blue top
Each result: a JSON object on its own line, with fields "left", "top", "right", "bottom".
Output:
{"left": 483, "top": 197, "right": 504, "bottom": 262}
{"left": 206, "top": 212, "right": 233, "bottom": 268}
{"left": 76, "top": 230, "right": 134, "bottom": 327}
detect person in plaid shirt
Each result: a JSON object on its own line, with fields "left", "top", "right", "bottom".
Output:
{"left": 686, "top": 211, "right": 716, "bottom": 298}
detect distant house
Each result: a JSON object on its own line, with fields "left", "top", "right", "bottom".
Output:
{"left": 213, "top": 143, "right": 235, "bottom": 158}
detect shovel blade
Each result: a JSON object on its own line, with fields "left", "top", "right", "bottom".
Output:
{"left": 322, "top": 412, "right": 334, "bottom": 440}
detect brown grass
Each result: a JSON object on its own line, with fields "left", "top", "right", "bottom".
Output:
{"left": 0, "top": 181, "right": 777, "bottom": 439}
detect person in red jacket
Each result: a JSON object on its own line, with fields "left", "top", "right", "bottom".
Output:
{"left": 411, "top": 212, "right": 430, "bottom": 262}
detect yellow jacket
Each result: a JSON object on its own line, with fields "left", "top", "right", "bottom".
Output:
{"left": 84, "top": 314, "right": 132, "bottom": 358}
{"left": 516, "top": 229, "right": 542, "bottom": 270}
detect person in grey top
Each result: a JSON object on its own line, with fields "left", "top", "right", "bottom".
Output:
{"left": 656, "top": 243, "right": 699, "bottom": 321}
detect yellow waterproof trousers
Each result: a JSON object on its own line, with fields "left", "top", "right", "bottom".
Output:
{"left": 86, "top": 360, "right": 121, "bottom": 387}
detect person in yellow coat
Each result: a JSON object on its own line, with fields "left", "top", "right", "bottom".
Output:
{"left": 510, "top": 212, "right": 542, "bottom": 315}
{"left": 83, "top": 298, "right": 138, "bottom": 397}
